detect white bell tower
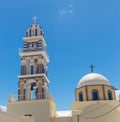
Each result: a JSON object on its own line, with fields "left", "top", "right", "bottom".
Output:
{"left": 18, "top": 16, "right": 50, "bottom": 101}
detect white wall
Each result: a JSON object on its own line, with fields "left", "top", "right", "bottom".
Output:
{"left": 0, "top": 111, "right": 35, "bottom": 122}
{"left": 72, "top": 100, "right": 120, "bottom": 122}
{"left": 7, "top": 99, "right": 56, "bottom": 122}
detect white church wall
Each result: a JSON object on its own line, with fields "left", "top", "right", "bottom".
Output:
{"left": 72, "top": 109, "right": 120, "bottom": 122}
{"left": 0, "top": 111, "right": 35, "bottom": 122}
{"left": 7, "top": 99, "right": 56, "bottom": 122}
{"left": 72, "top": 100, "right": 120, "bottom": 122}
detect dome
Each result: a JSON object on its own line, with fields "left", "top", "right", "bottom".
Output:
{"left": 77, "top": 73, "right": 110, "bottom": 88}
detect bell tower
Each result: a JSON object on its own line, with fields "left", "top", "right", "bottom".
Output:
{"left": 18, "top": 16, "right": 50, "bottom": 101}
{"left": 7, "top": 17, "right": 56, "bottom": 122}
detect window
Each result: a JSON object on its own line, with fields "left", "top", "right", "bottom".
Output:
{"left": 31, "top": 30, "right": 34, "bottom": 36}
{"left": 42, "top": 80, "right": 45, "bottom": 86}
{"left": 31, "top": 65, "right": 34, "bottom": 74}
{"left": 34, "top": 59, "right": 38, "bottom": 74}
{"left": 92, "top": 89, "right": 99, "bottom": 101}
{"left": 35, "top": 88, "right": 38, "bottom": 98}
{"left": 26, "top": 31, "right": 28, "bottom": 37}
{"left": 79, "top": 92, "right": 83, "bottom": 101}
{"left": 29, "top": 29, "right": 31, "bottom": 37}
{"left": 42, "top": 87, "right": 45, "bottom": 99}
{"left": 108, "top": 90, "right": 112, "bottom": 100}
{"left": 41, "top": 30, "right": 42, "bottom": 35}
{"left": 35, "top": 29, "right": 37, "bottom": 36}
{"left": 24, "top": 89, "right": 26, "bottom": 100}
{"left": 26, "top": 59, "right": 30, "bottom": 75}
{"left": 18, "top": 89, "right": 20, "bottom": 101}
{"left": 42, "top": 64, "right": 45, "bottom": 73}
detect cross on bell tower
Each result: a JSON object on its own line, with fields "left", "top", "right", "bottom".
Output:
{"left": 32, "top": 16, "right": 38, "bottom": 23}
{"left": 89, "top": 64, "right": 94, "bottom": 73}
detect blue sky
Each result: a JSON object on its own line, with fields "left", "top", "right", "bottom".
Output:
{"left": 0, "top": 0, "right": 120, "bottom": 110}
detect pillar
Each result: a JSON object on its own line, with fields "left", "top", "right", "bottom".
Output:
{"left": 37, "top": 78, "right": 42, "bottom": 99}
{"left": 19, "top": 80, "right": 24, "bottom": 101}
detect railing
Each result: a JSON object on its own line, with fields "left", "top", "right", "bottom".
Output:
{"left": 19, "top": 48, "right": 49, "bottom": 59}
{"left": 19, "top": 48, "right": 46, "bottom": 53}
{"left": 8, "top": 93, "right": 53, "bottom": 102}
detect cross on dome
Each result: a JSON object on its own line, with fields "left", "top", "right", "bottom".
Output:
{"left": 32, "top": 16, "right": 38, "bottom": 23}
{"left": 89, "top": 64, "right": 94, "bottom": 73}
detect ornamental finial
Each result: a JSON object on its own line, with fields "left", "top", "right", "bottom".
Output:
{"left": 89, "top": 64, "right": 94, "bottom": 73}
{"left": 32, "top": 16, "right": 38, "bottom": 23}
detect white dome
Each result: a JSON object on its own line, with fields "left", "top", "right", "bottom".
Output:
{"left": 77, "top": 73, "right": 110, "bottom": 88}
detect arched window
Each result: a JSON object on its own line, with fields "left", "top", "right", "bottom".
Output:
{"left": 31, "top": 30, "right": 35, "bottom": 36}
{"left": 92, "top": 89, "right": 99, "bottom": 101}
{"left": 30, "top": 82, "right": 37, "bottom": 100}
{"left": 108, "top": 90, "right": 112, "bottom": 100}
{"left": 34, "top": 59, "right": 38, "bottom": 74}
{"left": 79, "top": 92, "right": 83, "bottom": 101}
{"left": 26, "top": 59, "right": 30, "bottom": 75}
{"left": 35, "top": 29, "right": 37, "bottom": 36}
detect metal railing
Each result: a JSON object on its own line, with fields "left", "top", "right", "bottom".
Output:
{"left": 8, "top": 93, "right": 53, "bottom": 102}
{"left": 19, "top": 48, "right": 49, "bottom": 59}
{"left": 19, "top": 48, "right": 46, "bottom": 53}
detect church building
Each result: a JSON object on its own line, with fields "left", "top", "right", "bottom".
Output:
{"left": 0, "top": 17, "right": 119, "bottom": 122}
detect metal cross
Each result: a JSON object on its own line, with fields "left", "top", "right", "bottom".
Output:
{"left": 89, "top": 64, "right": 94, "bottom": 73}
{"left": 32, "top": 16, "right": 38, "bottom": 23}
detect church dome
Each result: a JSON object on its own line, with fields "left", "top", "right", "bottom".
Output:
{"left": 77, "top": 73, "right": 110, "bottom": 88}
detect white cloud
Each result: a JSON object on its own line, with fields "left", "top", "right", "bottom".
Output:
{"left": 59, "top": 4, "right": 74, "bottom": 15}
{"left": 59, "top": 9, "right": 66, "bottom": 15}
{"left": 56, "top": 110, "right": 72, "bottom": 117}
{"left": 0, "top": 105, "right": 7, "bottom": 112}
{"left": 69, "top": 4, "right": 73, "bottom": 7}
{"left": 68, "top": 9, "right": 73, "bottom": 14}
{"left": 68, "top": 4, "right": 73, "bottom": 13}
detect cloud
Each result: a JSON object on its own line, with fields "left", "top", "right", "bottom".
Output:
{"left": 68, "top": 4, "right": 73, "bottom": 14}
{"left": 69, "top": 4, "right": 73, "bottom": 7}
{"left": 0, "top": 105, "right": 7, "bottom": 112}
{"left": 59, "top": 4, "right": 74, "bottom": 15}
{"left": 59, "top": 9, "right": 66, "bottom": 15}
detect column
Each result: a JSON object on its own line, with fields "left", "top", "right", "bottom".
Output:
{"left": 37, "top": 78, "right": 42, "bottom": 99}
{"left": 19, "top": 80, "right": 24, "bottom": 101}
